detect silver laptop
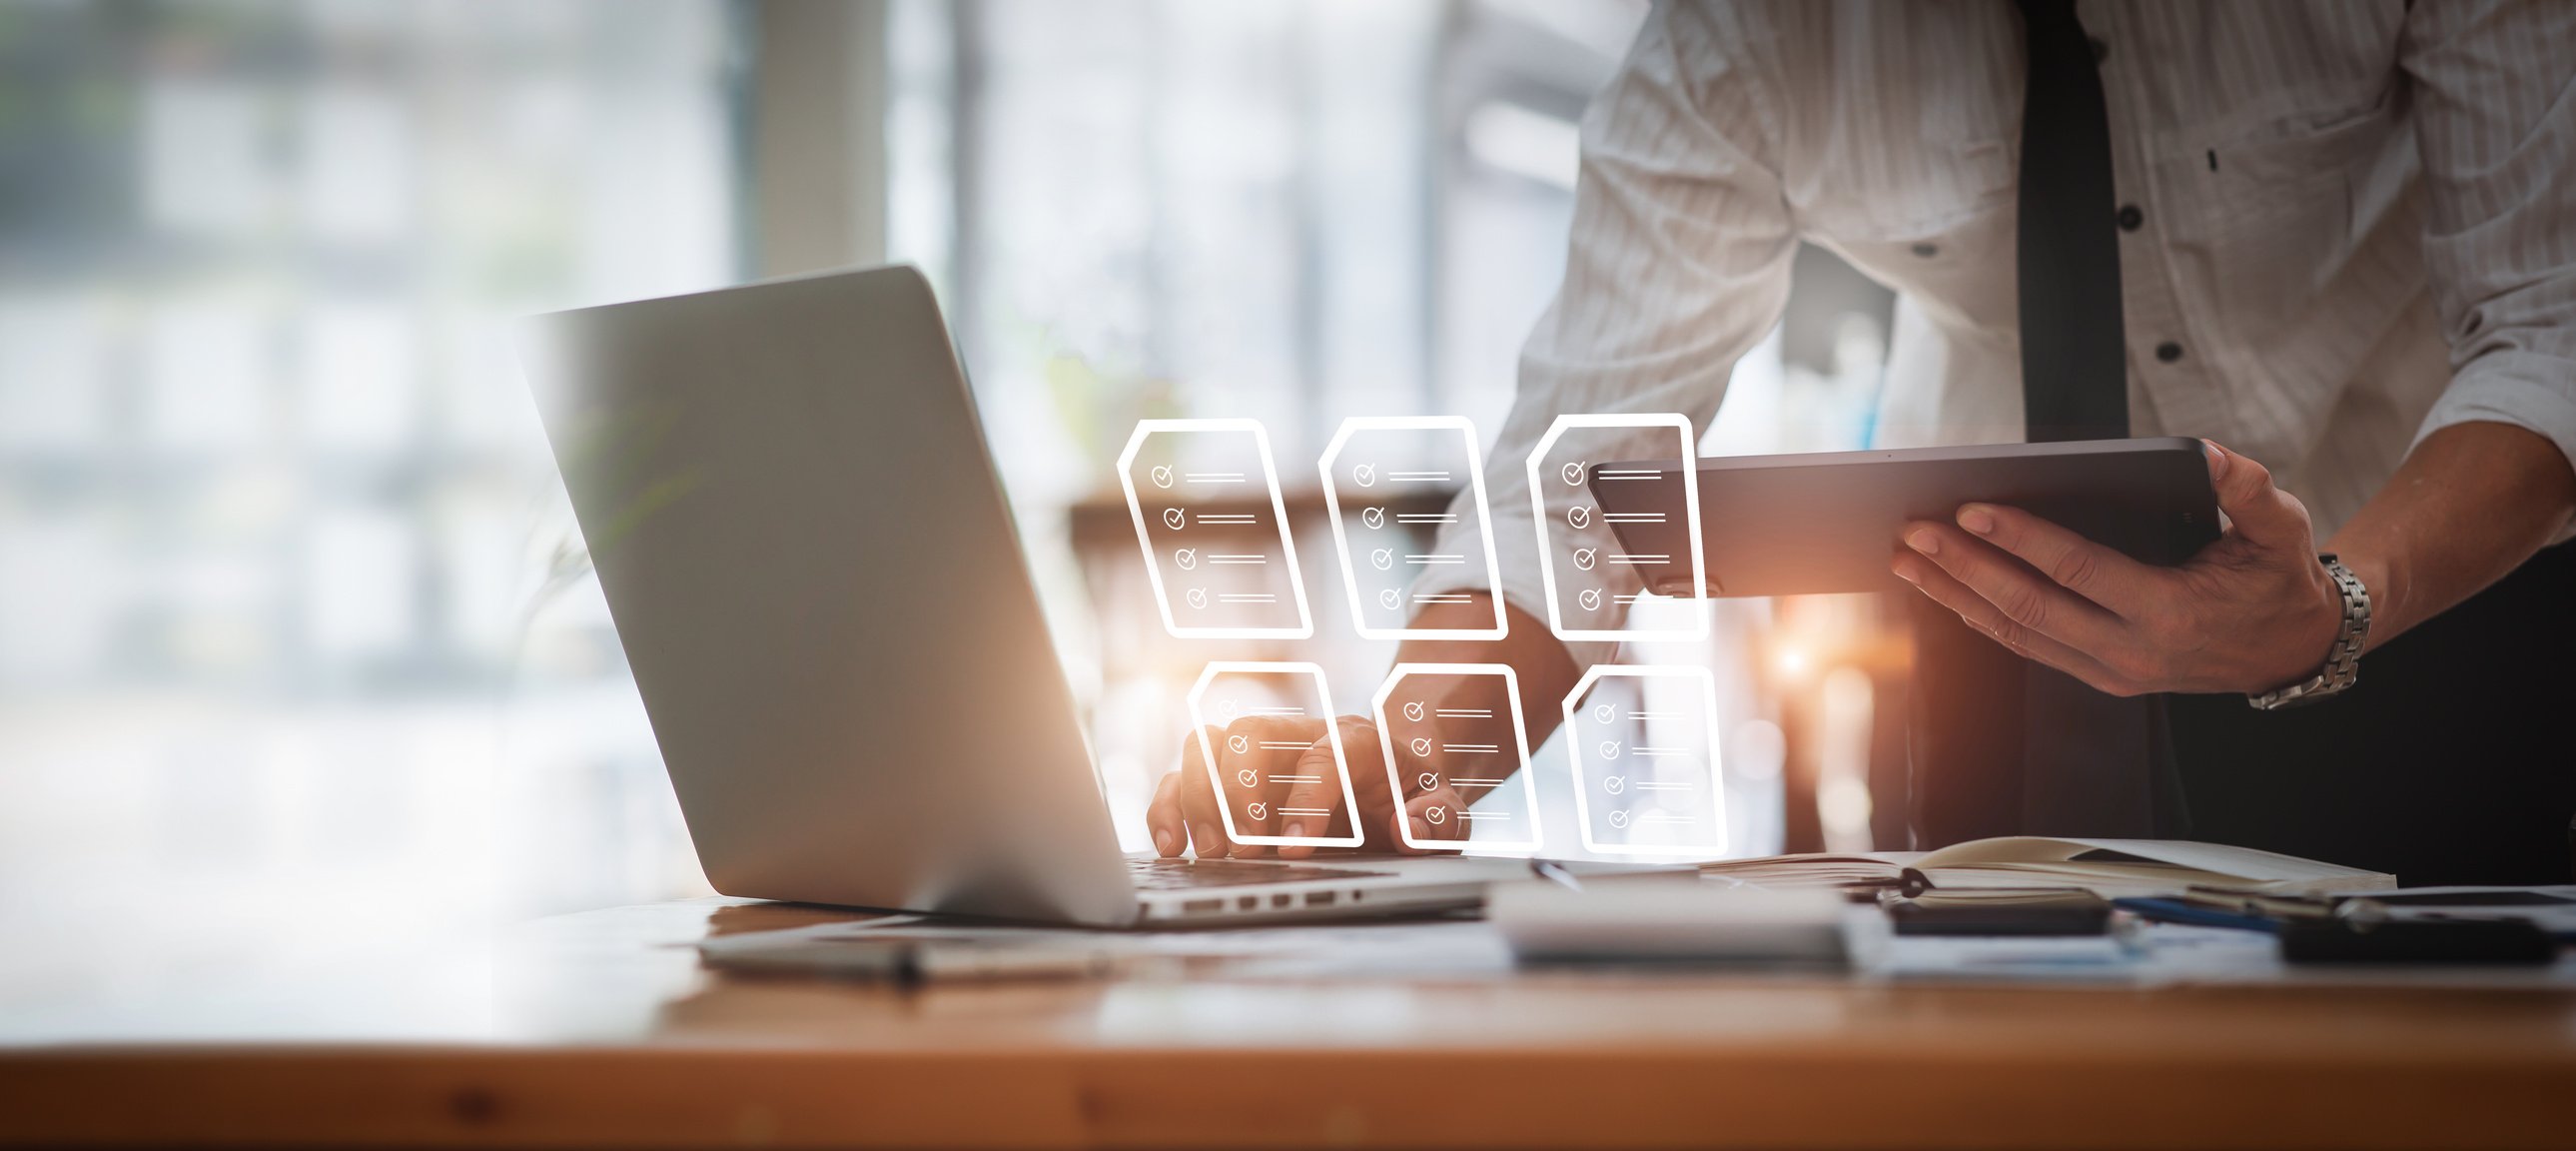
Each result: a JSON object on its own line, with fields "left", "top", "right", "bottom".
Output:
{"left": 518, "top": 265, "right": 1520, "bottom": 926}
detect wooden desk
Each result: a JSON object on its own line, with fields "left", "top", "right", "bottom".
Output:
{"left": 5, "top": 898, "right": 2573, "bottom": 1149}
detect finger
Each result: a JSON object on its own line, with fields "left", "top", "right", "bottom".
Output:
{"left": 1270, "top": 733, "right": 1338, "bottom": 855}
{"left": 1894, "top": 549, "right": 2135, "bottom": 694}
{"left": 1181, "top": 726, "right": 1231, "bottom": 858}
{"left": 1234, "top": 715, "right": 1333, "bottom": 857}
{"left": 1379, "top": 727, "right": 1444, "bottom": 855}
{"left": 1900, "top": 523, "right": 2129, "bottom": 653}
{"left": 1219, "top": 717, "right": 1294, "bottom": 856}
{"left": 1953, "top": 503, "right": 2160, "bottom": 616}
{"left": 1146, "top": 770, "right": 1188, "bottom": 857}
{"left": 1273, "top": 717, "right": 1366, "bottom": 858}
{"left": 1403, "top": 786, "right": 1472, "bottom": 848}
{"left": 1344, "top": 718, "right": 1396, "bottom": 817}
{"left": 1349, "top": 720, "right": 1452, "bottom": 854}
{"left": 2202, "top": 440, "right": 2311, "bottom": 549}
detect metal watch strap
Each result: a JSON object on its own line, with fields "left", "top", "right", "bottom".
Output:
{"left": 2247, "top": 554, "right": 2371, "bottom": 710}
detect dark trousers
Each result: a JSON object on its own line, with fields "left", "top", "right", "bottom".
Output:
{"left": 1910, "top": 541, "right": 2576, "bottom": 885}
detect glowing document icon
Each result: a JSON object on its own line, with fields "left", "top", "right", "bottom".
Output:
{"left": 1562, "top": 664, "right": 1727, "bottom": 857}
{"left": 1120, "top": 420, "right": 1312, "bottom": 638}
{"left": 1318, "top": 417, "right": 1507, "bottom": 639}
{"left": 1369, "top": 663, "right": 1539, "bottom": 852}
{"left": 1524, "top": 415, "right": 1709, "bottom": 642}
{"left": 1187, "top": 661, "right": 1365, "bottom": 849}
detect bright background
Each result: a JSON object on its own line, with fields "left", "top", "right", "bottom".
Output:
{"left": 0, "top": 0, "right": 1907, "bottom": 1022}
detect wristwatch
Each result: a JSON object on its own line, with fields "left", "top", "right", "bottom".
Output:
{"left": 2247, "top": 554, "right": 2371, "bottom": 710}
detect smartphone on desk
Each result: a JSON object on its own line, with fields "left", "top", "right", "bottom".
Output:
{"left": 2279, "top": 917, "right": 2558, "bottom": 965}
{"left": 1881, "top": 888, "right": 2115, "bottom": 937}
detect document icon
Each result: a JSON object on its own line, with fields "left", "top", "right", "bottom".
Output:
{"left": 1524, "top": 414, "right": 1709, "bottom": 643}
{"left": 1120, "top": 419, "right": 1313, "bottom": 638}
{"left": 1318, "top": 417, "right": 1507, "bottom": 639}
{"left": 1562, "top": 664, "right": 1727, "bottom": 857}
{"left": 1187, "top": 661, "right": 1365, "bottom": 849}
{"left": 1369, "top": 663, "right": 1539, "bottom": 852}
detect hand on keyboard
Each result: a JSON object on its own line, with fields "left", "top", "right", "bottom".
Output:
{"left": 1144, "top": 714, "right": 1471, "bottom": 860}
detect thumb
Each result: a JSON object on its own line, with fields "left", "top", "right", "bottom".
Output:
{"left": 2202, "top": 439, "right": 2310, "bottom": 549}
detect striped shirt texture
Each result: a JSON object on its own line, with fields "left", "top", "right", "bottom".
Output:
{"left": 1422, "top": 0, "right": 2576, "bottom": 664}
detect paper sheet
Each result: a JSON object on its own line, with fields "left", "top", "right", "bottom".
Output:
{"left": 694, "top": 913, "right": 2576, "bottom": 990}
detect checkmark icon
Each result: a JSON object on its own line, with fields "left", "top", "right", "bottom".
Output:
{"left": 1577, "top": 587, "right": 1602, "bottom": 610}
{"left": 1378, "top": 587, "right": 1401, "bottom": 610}
{"left": 1598, "top": 739, "right": 1620, "bottom": 759}
{"left": 1163, "top": 507, "right": 1186, "bottom": 530}
{"left": 1237, "top": 768, "right": 1258, "bottom": 787}
{"left": 1247, "top": 801, "right": 1268, "bottom": 820}
{"left": 1417, "top": 771, "right": 1439, "bottom": 791}
{"left": 1185, "top": 587, "right": 1208, "bottom": 609}
{"left": 1151, "top": 465, "right": 1175, "bottom": 489}
{"left": 1174, "top": 548, "right": 1197, "bottom": 571}
{"left": 1361, "top": 507, "right": 1384, "bottom": 530}
{"left": 1592, "top": 703, "right": 1615, "bottom": 724}
{"left": 1353, "top": 464, "right": 1376, "bottom": 487}
{"left": 1424, "top": 805, "right": 1446, "bottom": 825}
{"left": 1410, "top": 736, "right": 1432, "bottom": 757}
{"left": 1572, "top": 548, "right": 1596, "bottom": 572}
{"left": 1567, "top": 506, "right": 1591, "bottom": 530}
{"left": 1401, "top": 701, "right": 1425, "bottom": 722}
{"left": 1608, "top": 809, "right": 1629, "bottom": 829}
{"left": 1561, "top": 462, "right": 1585, "bottom": 487}
{"left": 1605, "top": 775, "right": 1625, "bottom": 794}
{"left": 1370, "top": 548, "right": 1393, "bottom": 571}
{"left": 1229, "top": 734, "right": 1250, "bottom": 755}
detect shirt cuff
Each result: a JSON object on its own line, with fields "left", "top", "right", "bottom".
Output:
{"left": 2413, "top": 352, "right": 2576, "bottom": 543}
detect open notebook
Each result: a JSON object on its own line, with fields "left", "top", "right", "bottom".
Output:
{"left": 1700, "top": 837, "right": 2396, "bottom": 898}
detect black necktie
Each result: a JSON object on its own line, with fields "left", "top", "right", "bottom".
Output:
{"left": 2017, "top": 0, "right": 2127, "bottom": 442}
{"left": 2012, "top": 0, "right": 2167, "bottom": 835}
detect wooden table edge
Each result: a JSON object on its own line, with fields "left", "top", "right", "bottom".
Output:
{"left": 6, "top": 1042, "right": 2573, "bottom": 1150}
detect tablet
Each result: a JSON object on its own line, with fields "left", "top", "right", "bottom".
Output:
{"left": 1589, "top": 437, "right": 2220, "bottom": 598}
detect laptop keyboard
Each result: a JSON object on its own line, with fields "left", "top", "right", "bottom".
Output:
{"left": 1126, "top": 857, "right": 1391, "bottom": 890}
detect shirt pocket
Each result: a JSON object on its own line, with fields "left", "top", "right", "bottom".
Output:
{"left": 2221, "top": 84, "right": 2397, "bottom": 185}
{"left": 2182, "top": 87, "right": 2405, "bottom": 349}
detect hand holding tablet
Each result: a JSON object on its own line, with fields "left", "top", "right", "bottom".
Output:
{"left": 1591, "top": 437, "right": 2219, "bottom": 598}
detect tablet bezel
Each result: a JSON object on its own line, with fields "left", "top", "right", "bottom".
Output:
{"left": 1590, "top": 437, "right": 2220, "bottom": 598}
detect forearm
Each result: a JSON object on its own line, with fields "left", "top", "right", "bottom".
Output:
{"left": 1395, "top": 596, "right": 1579, "bottom": 748}
{"left": 2327, "top": 422, "right": 2576, "bottom": 650}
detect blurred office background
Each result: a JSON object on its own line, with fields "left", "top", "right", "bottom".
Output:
{"left": 0, "top": 0, "right": 1903, "bottom": 1010}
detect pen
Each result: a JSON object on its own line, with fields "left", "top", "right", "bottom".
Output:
{"left": 1529, "top": 858, "right": 1584, "bottom": 893}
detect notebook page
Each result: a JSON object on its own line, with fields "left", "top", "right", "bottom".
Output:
{"left": 1916, "top": 836, "right": 2395, "bottom": 889}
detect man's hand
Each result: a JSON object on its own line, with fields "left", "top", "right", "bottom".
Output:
{"left": 1892, "top": 439, "right": 2343, "bottom": 696}
{"left": 1145, "top": 596, "right": 1574, "bottom": 859}
{"left": 1144, "top": 715, "right": 1472, "bottom": 859}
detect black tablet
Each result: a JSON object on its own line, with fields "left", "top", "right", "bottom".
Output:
{"left": 1589, "top": 437, "right": 2220, "bottom": 598}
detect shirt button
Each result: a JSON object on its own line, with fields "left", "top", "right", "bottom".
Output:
{"left": 2154, "top": 341, "right": 2185, "bottom": 364}
{"left": 2117, "top": 204, "right": 2144, "bottom": 232}
{"left": 1911, "top": 242, "right": 1939, "bottom": 258}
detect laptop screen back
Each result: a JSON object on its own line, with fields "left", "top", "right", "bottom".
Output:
{"left": 520, "top": 267, "right": 1134, "bottom": 924}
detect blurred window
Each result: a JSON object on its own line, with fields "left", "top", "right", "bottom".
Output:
{"left": 0, "top": 2, "right": 738, "bottom": 980}
{"left": 0, "top": 0, "right": 1909, "bottom": 977}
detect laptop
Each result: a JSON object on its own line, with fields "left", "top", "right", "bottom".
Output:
{"left": 518, "top": 265, "right": 1524, "bottom": 926}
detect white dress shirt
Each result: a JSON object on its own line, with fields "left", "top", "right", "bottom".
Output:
{"left": 1422, "top": 0, "right": 2576, "bottom": 665}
